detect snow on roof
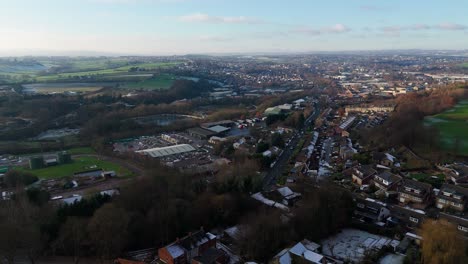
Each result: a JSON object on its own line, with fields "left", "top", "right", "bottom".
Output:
{"left": 206, "top": 232, "right": 216, "bottom": 240}
{"left": 289, "top": 242, "right": 307, "bottom": 256}
{"left": 251, "top": 192, "right": 289, "bottom": 211}
{"left": 321, "top": 228, "right": 397, "bottom": 263}
{"left": 403, "top": 206, "right": 426, "bottom": 215}
{"left": 303, "top": 251, "right": 323, "bottom": 264}
{"left": 277, "top": 187, "right": 294, "bottom": 197}
{"left": 167, "top": 244, "right": 185, "bottom": 258}
{"left": 100, "top": 189, "right": 120, "bottom": 196}
{"left": 136, "top": 144, "right": 196, "bottom": 158}
{"left": 385, "top": 153, "right": 396, "bottom": 162}
{"left": 288, "top": 241, "right": 323, "bottom": 264}
{"left": 405, "top": 232, "right": 423, "bottom": 240}
{"left": 379, "top": 254, "right": 405, "bottom": 264}
{"left": 61, "top": 196, "right": 82, "bottom": 205}
{"left": 302, "top": 239, "right": 320, "bottom": 252}
{"left": 376, "top": 164, "right": 391, "bottom": 170}
{"left": 224, "top": 226, "right": 239, "bottom": 238}
{"left": 366, "top": 198, "right": 387, "bottom": 206}
{"left": 275, "top": 249, "right": 292, "bottom": 264}
{"left": 207, "top": 125, "right": 230, "bottom": 133}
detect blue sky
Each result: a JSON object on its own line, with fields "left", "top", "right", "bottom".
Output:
{"left": 0, "top": 0, "right": 467, "bottom": 55}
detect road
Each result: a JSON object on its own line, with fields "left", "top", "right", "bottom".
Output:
{"left": 262, "top": 104, "right": 321, "bottom": 190}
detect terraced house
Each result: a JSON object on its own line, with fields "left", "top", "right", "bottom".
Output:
{"left": 373, "top": 171, "right": 402, "bottom": 193}
{"left": 158, "top": 229, "right": 224, "bottom": 264}
{"left": 436, "top": 184, "right": 468, "bottom": 212}
{"left": 398, "top": 179, "right": 432, "bottom": 207}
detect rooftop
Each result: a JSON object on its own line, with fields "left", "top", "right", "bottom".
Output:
{"left": 136, "top": 144, "right": 196, "bottom": 158}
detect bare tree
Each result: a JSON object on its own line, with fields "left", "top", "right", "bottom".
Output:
{"left": 88, "top": 204, "right": 129, "bottom": 263}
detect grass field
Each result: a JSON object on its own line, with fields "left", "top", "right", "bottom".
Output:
{"left": 425, "top": 100, "right": 468, "bottom": 156}
{"left": 19, "top": 156, "right": 132, "bottom": 179}
{"left": 22, "top": 83, "right": 105, "bottom": 94}
{"left": 460, "top": 62, "right": 468, "bottom": 69}
{"left": 35, "top": 62, "right": 181, "bottom": 82}
{"left": 121, "top": 74, "right": 176, "bottom": 90}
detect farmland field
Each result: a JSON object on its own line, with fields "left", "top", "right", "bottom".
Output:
{"left": 121, "top": 74, "right": 176, "bottom": 90}
{"left": 22, "top": 83, "right": 108, "bottom": 94}
{"left": 425, "top": 100, "right": 468, "bottom": 156}
{"left": 19, "top": 156, "right": 132, "bottom": 179}
{"left": 35, "top": 61, "right": 181, "bottom": 82}
{"left": 0, "top": 58, "right": 182, "bottom": 84}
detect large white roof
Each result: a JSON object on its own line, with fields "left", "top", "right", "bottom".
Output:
{"left": 136, "top": 144, "right": 196, "bottom": 158}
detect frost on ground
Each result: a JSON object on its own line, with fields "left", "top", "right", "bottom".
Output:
{"left": 321, "top": 229, "right": 399, "bottom": 263}
{"left": 379, "top": 253, "right": 404, "bottom": 264}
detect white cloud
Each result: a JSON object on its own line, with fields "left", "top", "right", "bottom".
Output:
{"left": 325, "top": 24, "right": 351, "bottom": 33}
{"left": 292, "top": 24, "right": 351, "bottom": 36}
{"left": 436, "top": 23, "right": 467, "bottom": 31}
{"left": 378, "top": 23, "right": 467, "bottom": 35}
{"left": 409, "top": 24, "right": 431, "bottom": 30}
{"left": 178, "top": 13, "right": 262, "bottom": 24}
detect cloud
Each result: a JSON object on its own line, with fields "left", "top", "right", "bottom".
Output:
{"left": 409, "top": 24, "right": 431, "bottom": 30}
{"left": 198, "top": 35, "right": 233, "bottom": 42}
{"left": 378, "top": 23, "right": 467, "bottom": 35}
{"left": 292, "top": 24, "right": 351, "bottom": 36}
{"left": 178, "top": 13, "right": 262, "bottom": 24}
{"left": 436, "top": 23, "right": 467, "bottom": 31}
{"left": 325, "top": 24, "right": 351, "bottom": 33}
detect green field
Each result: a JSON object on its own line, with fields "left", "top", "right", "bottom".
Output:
{"left": 23, "top": 83, "right": 105, "bottom": 94}
{"left": 121, "top": 74, "right": 176, "bottom": 90}
{"left": 0, "top": 58, "right": 182, "bottom": 84}
{"left": 19, "top": 156, "right": 132, "bottom": 179}
{"left": 460, "top": 62, "right": 468, "bottom": 69}
{"left": 36, "top": 62, "right": 181, "bottom": 82}
{"left": 425, "top": 100, "right": 468, "bottom": 156}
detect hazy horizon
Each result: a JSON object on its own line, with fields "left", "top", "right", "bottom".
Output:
{"left": 1, "top": 0, "right": 468, "bottom": 55}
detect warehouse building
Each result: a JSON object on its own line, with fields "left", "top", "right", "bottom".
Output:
{"left": 136, "top": 144, "right": 196, "bottom": 158}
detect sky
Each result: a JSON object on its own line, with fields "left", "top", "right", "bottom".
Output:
{"left": 0, "top": 0, "right": 467, "bottom": 55}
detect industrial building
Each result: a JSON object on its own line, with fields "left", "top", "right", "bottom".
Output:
{"left": 136, "top": 144, "right": 196, "bottom": 158}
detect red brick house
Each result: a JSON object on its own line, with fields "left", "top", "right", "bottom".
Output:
{"left": 158, "top": 229, "right": 220, "bottom": 264}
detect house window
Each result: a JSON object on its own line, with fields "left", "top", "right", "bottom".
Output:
{"left": 357, "top": 203, "right": 365, "bottom": 209}
{"left": 458, "top": 225, "right": 468, "bottom": 232}
{"left": 409, "top": 217, "right": 419, "bottom": 223}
